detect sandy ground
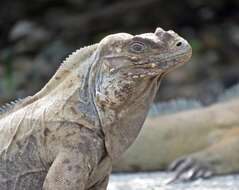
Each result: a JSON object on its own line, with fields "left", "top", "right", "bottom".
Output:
{"left": 108, "top": 172, "right": 239, "bottom": 190}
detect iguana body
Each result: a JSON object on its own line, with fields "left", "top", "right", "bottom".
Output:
{"left": 0, "top": 28, "right": 191, "bottom": 189}
{"left": 114, "top": 92, "right": 239, "bottom": 181}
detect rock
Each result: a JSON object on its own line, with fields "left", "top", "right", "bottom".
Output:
{"left": 9, "top": 21, "right": 34, "bottom": 41}
{"left": 9, "top": 20, "right": 51, "bottom": 53}
{"left": 108, "top": 172, "right": 239, "bottom": 190}
{"left": 228, "top": 25, "right": 239, "bottom": 47}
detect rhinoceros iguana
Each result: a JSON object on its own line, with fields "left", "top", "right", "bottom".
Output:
{"left": 0, "top": 27, "right": 191, "bottom": 189}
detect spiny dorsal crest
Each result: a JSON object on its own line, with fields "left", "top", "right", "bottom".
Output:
{"left": 0, "top": 43, "right": 99, "bottom": 119}
{"left": 35, "top": 43, "right": 98, "bottom": 98}
{"left": 0, "top": 98, "right": 24, "bottom": 116}
{"left": 60, "top": 43, "right": 98, "bottom": 70}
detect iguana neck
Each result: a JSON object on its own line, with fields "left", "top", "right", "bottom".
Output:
{"left": 35, "top": 44, "right": 98, "bottom": 99}
{"left": 37, "top": 44, "right": 103, "bottom": 130}
{"left": 95, "top": 77, "right": 161, "bottom": 159}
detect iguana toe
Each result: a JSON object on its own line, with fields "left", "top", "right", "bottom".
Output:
{"left": 168, "top": 157, "right": 214, "bottom": 183}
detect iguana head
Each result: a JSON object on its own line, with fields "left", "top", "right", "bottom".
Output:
{"left": 94, "top": 27, "right": 192, "bottom": 108}
{"left": 90, "top": 27, "right": 192, "bottom": 158}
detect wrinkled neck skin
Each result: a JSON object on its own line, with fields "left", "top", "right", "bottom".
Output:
{"left": 90, "top": 58, "right": 162, "bottom": 159}
{"left": 38, "top": 48, "right": 102, "bottom": 130}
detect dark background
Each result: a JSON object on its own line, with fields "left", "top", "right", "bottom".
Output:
{"left": 0, "top": 0, "right": 239, "bottom": 105}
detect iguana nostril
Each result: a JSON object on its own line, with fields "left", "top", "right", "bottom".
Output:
{"left": 176, "top": 42, "right": 182, "bottom": 47}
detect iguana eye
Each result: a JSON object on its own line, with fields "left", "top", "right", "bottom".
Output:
{"left": 129, "top": 42, "right": 146, "bottom": 53}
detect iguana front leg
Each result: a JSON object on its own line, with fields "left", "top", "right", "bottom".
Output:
{"left": 43, "top": 151, "right": 91, "bottom": 190}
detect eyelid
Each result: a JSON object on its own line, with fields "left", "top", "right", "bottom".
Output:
{"left": 131, "top": 37, "right": 160, "bottom": 49}
{"left": 129, "top": 41, "right": 146, "bottom": 53}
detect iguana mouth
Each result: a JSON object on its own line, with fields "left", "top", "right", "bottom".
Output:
{"left": 133, "top": 51, "right": 191, "bottom": 67}
{"left": 156, "top": 50, "right": 192, "bottom": 69}
{"left": 127, "top": 44, "right": 192, "bottom": 78}
{"left": 121, "top": 50, "right": 191, "bottom": 79}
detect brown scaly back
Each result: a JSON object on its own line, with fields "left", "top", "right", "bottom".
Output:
{"left": 33, "top": 43, "right": 98, "bottom": 99}
{"left": 0, "top": 43, "right": 98, "bottom": 120}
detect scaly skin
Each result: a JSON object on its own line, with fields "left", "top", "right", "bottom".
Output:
{"left": 0, "top": 27, "right": 191, "bottom": 189}
{"left": 113, "top": 97, "right": 239, "bottom": 182}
